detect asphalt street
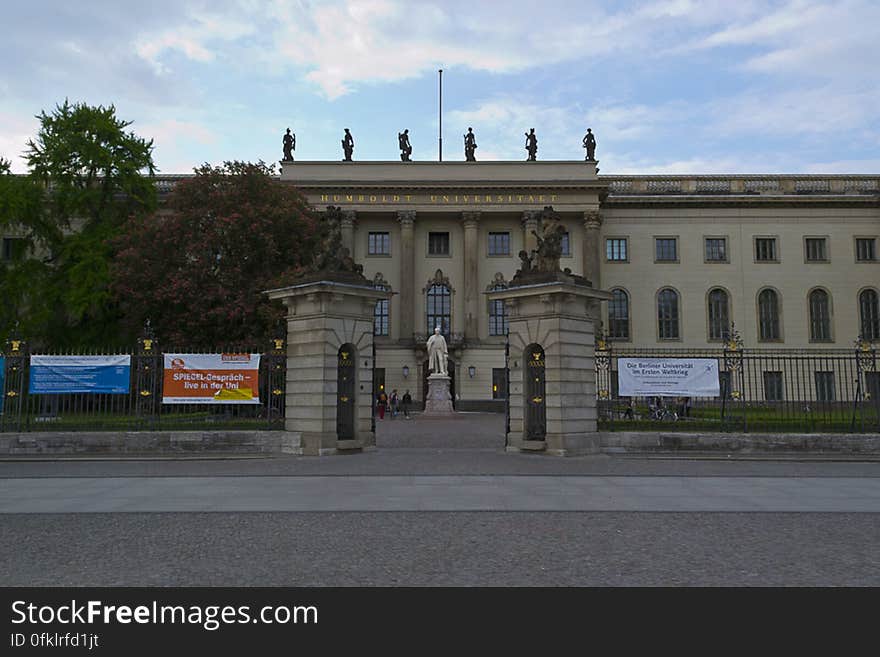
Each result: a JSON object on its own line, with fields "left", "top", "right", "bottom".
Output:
{"left": 2, "top": 413, "right": 878, "bottom": 586}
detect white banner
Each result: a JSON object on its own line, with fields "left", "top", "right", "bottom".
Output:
{"left": 618, "top": 358, "right": 720, "bottom": 397}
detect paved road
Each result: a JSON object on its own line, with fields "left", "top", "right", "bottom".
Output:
{"left": 2, "top": 413, "right": 878, "bottom": 586}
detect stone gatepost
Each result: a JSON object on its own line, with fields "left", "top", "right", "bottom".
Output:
{"left": 488, "top": 281, "right": 611, "bottom": 456}
{"left": 267, "top": 280, "right": 391, "bottom": 455}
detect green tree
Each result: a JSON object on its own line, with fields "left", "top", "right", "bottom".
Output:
{"left": 111, "top": 161, "right": 319, "bottom": 347}
{"left": 0, "top": 100, "right": 157, "bottom": 347}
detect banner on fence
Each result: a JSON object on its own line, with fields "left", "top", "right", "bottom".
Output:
{"left": 162, "top": 353, "right": 261, "bottom": 404}
{"left": 618, "top": 358, "right": 720, "bottom": 397}
{"left": 28, "top": 355, "right": 132, "bottom": 394}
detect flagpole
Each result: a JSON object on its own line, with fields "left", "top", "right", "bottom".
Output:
{"left": 438, "top": 69, "right": 443, "bottom": 162}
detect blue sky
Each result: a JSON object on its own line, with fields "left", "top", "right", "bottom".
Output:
{"left": 1, "top": 0, "right": 878, "bottom": 174}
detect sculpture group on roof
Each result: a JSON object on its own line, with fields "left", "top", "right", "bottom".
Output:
{"left": 281, "top": 126, "right": 597, "bottom": 163}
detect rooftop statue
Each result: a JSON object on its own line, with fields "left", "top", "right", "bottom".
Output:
{"left": 525, "top": 128, "right": 537, "bottom": 161}
{"left": 464, "top": 127, "right": 477, "bottom": 162}
{"left": 582, "top": 128, "right": 597, "bottom": 161}
{"left": 342, "top": 128, "right": 354, "bottom": 161}
{"left": 398, "top": 129, "right": 412, "bottom": 162}
{"left": 282, "top": 128, "right": 295, "bottom": 161}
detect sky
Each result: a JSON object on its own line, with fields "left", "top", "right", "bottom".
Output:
{"left": 1, "top": 0, "right": 879, "bottom": 175}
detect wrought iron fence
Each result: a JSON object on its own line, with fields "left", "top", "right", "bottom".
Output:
{"left": 595, "top": 331, "right": 879, "bottom": 433}
{"left": 0, "top": 328, "right": 286, "bottom": 433}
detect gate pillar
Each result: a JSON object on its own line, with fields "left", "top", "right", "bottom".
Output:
{"left": 488, "top": 282, "right": 611, "bottom": 456}
{"left": 267, "top": 280, "right": 391, "bottom": 455}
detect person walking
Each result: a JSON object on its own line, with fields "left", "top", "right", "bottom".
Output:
{"left": 402, "top": 390, "right": 412, "bottom": 419}
{"left": 390, "top": 389, "right": 399, "bottom": 418}
{"left": 377, "top": 390, "right": 388, "bottom": 420}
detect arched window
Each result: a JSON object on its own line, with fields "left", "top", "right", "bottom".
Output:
{"left": 657, "top": 288, "right": 680, "bottom": 340}
{"left": 860, "top": 289, "right": 880, "bottom": 341}
{"left": 707, "top": 288, "right": 729, "bottom": 340}
{"left": 758, "top": 289, "right": 781, "bottom": 341}
{"left": 488, "top": 283, "right": 509, "bottom": 336}
{"left": 426, "top": 283, "right": 451, "bottom": 338}
{"left": 808, "top": 289, "right": 832, "bottom": 342}
{"left": 608, "top": 289, "right": 630, "bottom": 340}
{"left": 373, "top": 273, "right": 391, "bottom": 336}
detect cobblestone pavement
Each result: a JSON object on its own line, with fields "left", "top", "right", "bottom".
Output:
{"left": 1, "top": 512, "right": 877, "bottom": 586}
{"left": 2, "top": 413, "right": 878, "bottom": 586}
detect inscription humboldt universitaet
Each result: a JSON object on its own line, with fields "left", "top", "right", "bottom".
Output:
{"left": 318, "top": 193, "right": 560, "bottom": 204}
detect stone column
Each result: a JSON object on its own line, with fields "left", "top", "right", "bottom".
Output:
{"left": 266, "top": 280, "right": 391, "bottom": 455}
{"left": 397, "top": 211, "right": 416, "bottom": 342}
{"left": 340, "top": 210, "right": 357, "bottom": 256}
{"left": 582, "top": 209, "right": 602, "bottom": 287}
{"left": 461, "top": 211, "right": 481, "bottom": 340}
{"left": 487, "top": 281, "right": 611, "bottom": 456}
{"left": 522, "top": 210, "right": 540, "bottom": 253}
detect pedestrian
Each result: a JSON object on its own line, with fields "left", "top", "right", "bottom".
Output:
{"left": 377, "top": 390, "right": 388, "bottom": 419}
{"left": 390, "top": 389, "right": 399, "bottom": 418}
{"left": 402, "top": 389, "right": 412, "bottom": 418}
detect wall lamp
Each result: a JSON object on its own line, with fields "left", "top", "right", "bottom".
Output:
{"left": 468, "top": 365, "right": 476, "bottom": 378}
{"left": 402, "top": 365, "right": 410, "bottom": 378}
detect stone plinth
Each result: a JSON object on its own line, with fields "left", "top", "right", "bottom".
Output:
{"left": 423, "top": 374, "right": 454, "bottom": 415}
{"left": 487, "top": 280, "right": 611, "bottom": 456}
{"left": 266, "top": 280, "right": 391, "bottom": 455}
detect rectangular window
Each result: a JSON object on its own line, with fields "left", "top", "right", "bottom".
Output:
{"left": 368, "top": 232, "right": 390, "bottom": 255}
{"left": 492, "top": 368, "right": 507, "bottom": 399}
{"left": 755, "top": 237, "right": 778, "bottom": 262}
{"left": 561, "top": 231, "right": 571, "bottom": 256}
{"left": 654, "top": 237, "right": 677, "bottom": 262}
{"left": 1, "top": 237, "right": 25, "bottom": 261}
{"left": 705, "top": 238, "right": 727, "bottom": 262}
{"left": 606, "top": 238, "right": 627, "bottom": 261}
{"left": 815, "top": 371, "right": 836, "bottom": 402}
{"left": 374, "top": 299, "right": 389, "bottom": 336}
{"left": 805, "top": 237, "right": 828, "bottom": 262}
{"left": 428, "top": 232, "right": 450, "bottom": 256}
{"left": 856, "top": 238, "right": 877, "bottom": 262}
{"left": 488, "top": 232, "right": 510, "bottom": 256}
{"left": 763, "top": 371, "right": 784, "bottom": 402}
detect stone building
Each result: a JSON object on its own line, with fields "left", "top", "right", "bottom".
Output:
{"left": 276, "top": 161, "right": 880, "bottom": 409}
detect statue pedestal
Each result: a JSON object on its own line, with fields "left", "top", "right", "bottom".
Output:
{"left": 488, "top": 280, "right": 611, "bottom": 456}
{"left": 423, "top": 374, "right": 454, "bottom": 415}
{"left": 266, "top": 280, "right": 391, "bottom": 455}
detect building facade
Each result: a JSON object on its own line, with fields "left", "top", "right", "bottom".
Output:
{"left": 277, "top": 161, "right": 880, "bottom": 408}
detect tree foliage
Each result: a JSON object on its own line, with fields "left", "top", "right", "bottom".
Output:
{"left": 0, "top": 100, "right": 156, "bottom": 347}
{"left": 111, "top": 161, "right": 319, "bottom": 347}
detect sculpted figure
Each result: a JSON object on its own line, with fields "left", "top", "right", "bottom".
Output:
{"left": 582, "top": 128, "right": 596, "bottom": 161}
{"left": 426, "top": 326, "right": 449, "bottom": 375}
{"left": 525, "top": 128, "right": 537, "bottom": 161}
{"left": 464, "top": 127, "right": 477, "bottom": 162}
{"left": 282, "top": 128, "right": 295, "bottom": 161}
{"left": 342, "top": 128, "right": 354, "bottom": 161}
{"left": 398, "top": 129, "right": 412, "bottom": 162}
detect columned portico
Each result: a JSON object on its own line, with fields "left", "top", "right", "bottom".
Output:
{"left": 522, "top": 210, "right": 540, "bottom": 254}
{"left": 397, "top": 210, "right": 416, "bottom": 342}
{"left": 582, "top": 209, "right": 602, "bottom": 288}
{"left": 340, "top": 210, "right": 357, "bottom": 255}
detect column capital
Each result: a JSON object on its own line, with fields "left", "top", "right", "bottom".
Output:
{"left": 461, "top": 210, "right": 481, "bottom": 227}
{"left": 583, "top": 209, "right": 602, "bottom": 230}
{"left": 397, "top": 210, "right": 417, "bottom": 225}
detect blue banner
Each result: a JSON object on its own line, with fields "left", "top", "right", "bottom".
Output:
{"left": 29, "top": 355, "right": 131, "bottom": 394}
{"left": 0, "top": 356, "right": 5, "bottom": 412}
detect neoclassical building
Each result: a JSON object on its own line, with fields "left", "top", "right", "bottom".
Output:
{"left": 276, "top": 161, "right": 879, "bottom": 409}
